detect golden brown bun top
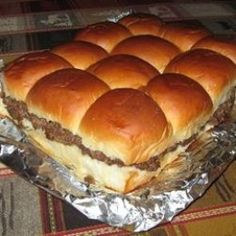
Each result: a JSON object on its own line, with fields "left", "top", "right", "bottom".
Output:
{"left": 145, "top": 73, "right": 213, "bottom": 140}
{"left": 164, "top": 48, "right": 236, "bottom": 108}
{"left": 51, "top": 41, "right": 109, "bottom": 70}
{"left": 118, "top": 13, "right": 163, "bottom": 36}
{"left": 192, "top": 36, "right": 236, "bottom": 64}
{"left": 3, "top": 51, "right": 72, "bottom": 101}
{"left": 80, "top": 88, "right": 169, "bottom": 165}
{"left": 161, "top": 22, "right": 211, "bottom": 51}
{"left": 87, "top": 54, "right": 159, "bottom": 89}
{"left": 73, "top": 21, "right": 132, "bottom": 52}
{"left": 111, "top": 35, "right": 181, "bottom": 72}
{"left": 26, "top": 68, "right": 110, "bottom": 133}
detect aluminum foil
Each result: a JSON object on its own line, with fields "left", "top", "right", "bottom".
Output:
{"left": 0, "top": 110, "right": 235, "bottom": 232}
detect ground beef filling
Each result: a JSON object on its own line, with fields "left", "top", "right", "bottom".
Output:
{"left": 210, "top": 89, "right": 235, "bottom": 125}
{"left": 4, "top": 89, "right": 234, "bottom": 172}
{"left": 2, "top": 96, "right": 160, "bottom": 171}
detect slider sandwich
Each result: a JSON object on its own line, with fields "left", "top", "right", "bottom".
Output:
{"left": 73, "top": 21, "right": 132, "bottom": 52}
{"left": 1, "top": 16, "right": 236, "bottom": 193}
{"left": 159, "top": 22, "right": 211, "bottom": 51}
{"left": 111, "top": 35, "right": 181, "bottom": 72}
{"left": 192, "top": 35, "right": 236, "bottom": 64}
{"left": 118, "top": 13, "right": 163, "bottom": 36}
{"left": 52, "top": 41, "right": 109, "bottom": 70}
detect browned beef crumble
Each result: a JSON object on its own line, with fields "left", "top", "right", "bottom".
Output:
{"left": 2, "top": 96, "right": 160, "bottom": 171}
{"left": 3, "top": 96, "right": 28, "bottom": 125}
{"left": 3, "top": 88, "right": 235, "bottom": 172}
{"left": 209, "top": 89, "right": 235, "bottom": 125}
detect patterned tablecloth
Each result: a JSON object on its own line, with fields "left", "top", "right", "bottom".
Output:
{"left": 0, "top": 1, "right": 236, "bottom": 235}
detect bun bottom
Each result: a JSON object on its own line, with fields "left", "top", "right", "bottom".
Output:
{"left": 0, "top": 74, "right": 9, "bottom": 117}
{"left": 22, "top": 122, "right": 161, "bottom": 193}
{"left": 0, "top": 98, "right": 9, "bottom": 117}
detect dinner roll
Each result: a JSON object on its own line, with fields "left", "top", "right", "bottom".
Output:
{"left": 26, "top": 68, "right": 110, "bottom": 133}
{"left": 192, "top": 35, "right": 236, "bottom": 64}
{"left": 111, "top": 35, "right": 181, "bottom": 72}
{"left": 145, "top": 73, "right": 213, "bottom": 142}
{"left": 87, "top": 54, "right": 159, "bottom": 89}
{"left": 51, "top": 41, "right": 109, "bottom": 69}
{"left": 164, "top": 48, "right": 236, "bottom": 109}
{"left": 3, "top": 51, "right": 72, "bottom": 101}
{"left": 74, "top": 21, "right": 132, "bottom": 52}
{"left": 160, "top": 22, "right": 211, "bottom": 51}
{"left": 80, "top": 88, "right": 170, "bottom": 165}
{"left": 118, "top": 13, "right": 163, "bottom": 36}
